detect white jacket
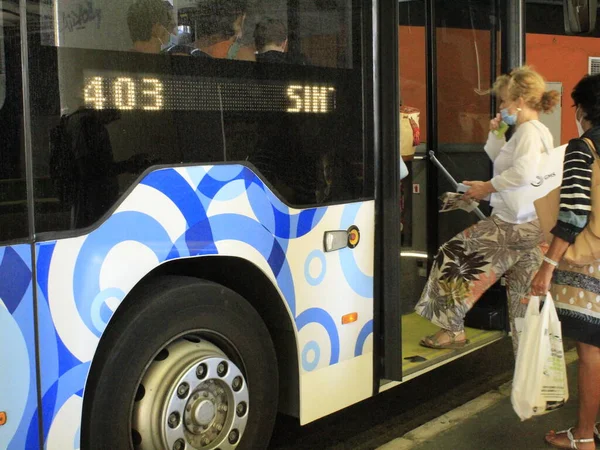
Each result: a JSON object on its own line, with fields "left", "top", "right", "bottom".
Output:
{"left": 484, "top": 120, "right": 554, "bottom": 224}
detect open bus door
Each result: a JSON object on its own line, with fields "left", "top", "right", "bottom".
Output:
{"left": 380, "top": 0, "right": 528, "bottom": 387}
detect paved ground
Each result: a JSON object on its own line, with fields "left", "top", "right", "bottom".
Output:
{"left": 268, "top": 338, "right": 580, "bottom": 450}
{"left": 268, "top": 338, "right": 517, "bottom": 449}
{"left": 379, "top": 347, "right": 581, "bottom": 450}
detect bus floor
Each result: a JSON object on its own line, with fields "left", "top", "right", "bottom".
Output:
{"left": 401, "top": 313, "right": 505, "bottom": 378}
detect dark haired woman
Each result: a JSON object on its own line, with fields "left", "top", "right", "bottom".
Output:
{"left": 531, "top": 74, "right": 600, "bottom": 450}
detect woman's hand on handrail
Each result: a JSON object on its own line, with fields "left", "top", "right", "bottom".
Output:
{"left": 462, "top": 180, "right": 496, "bottom": 201}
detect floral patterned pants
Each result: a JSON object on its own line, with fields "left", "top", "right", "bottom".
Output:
{"left": 415, "top": 216, "right": 546, "bottom": 353}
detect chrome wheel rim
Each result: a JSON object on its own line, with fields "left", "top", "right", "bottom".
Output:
{"left": 132, "top": 337, "right": 249, "bottom": 449}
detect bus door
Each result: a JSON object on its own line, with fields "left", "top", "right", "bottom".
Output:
{"left": 388, "top": 0, "right": 509, "bottom": 383}
{"left": 0, "top": 2, "right": 40, "bottom": 448}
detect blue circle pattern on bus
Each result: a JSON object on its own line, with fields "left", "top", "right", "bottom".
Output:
{"left": 7, "top": 165, "right": 373, "bottom": 449}
{"left": 296, "top": 307, "right": 340, "bottom": 366}
{"left": 304, "top": 250, "right": 327, "bottom": 286}
{"left": 355, "top": 320, "right": 374, "bottom": 357}
{"left": 301, "top": 341, "right": 321, "bottom": 372}
{"left": 0, "top": 245, "right": 41, "bottom": 450}
{"left": 339, "top": 203, "right": 372, "bottom": 299}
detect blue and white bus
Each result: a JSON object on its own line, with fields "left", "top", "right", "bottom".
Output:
{"left": 1, "top": 0, "right": 597, "bottom": 448}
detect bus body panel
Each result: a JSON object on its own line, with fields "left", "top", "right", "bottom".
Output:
{"left": 0, "top": 245, "right": 40, "bottom": 450}
{"left": 23, "top": 164, "right": 374, "bottom": 448}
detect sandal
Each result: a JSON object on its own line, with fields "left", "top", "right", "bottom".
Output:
{"left": 419, "top": 329, "right": 470, "bottom": 349}
{"left": 595, "top": 423, "right": 600, "bottom": 442}
{"left": 546, "top": 428, "right": 595, "bottom": 449}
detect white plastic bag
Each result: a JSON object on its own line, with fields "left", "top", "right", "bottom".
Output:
{"left": 511, "top": 294, "right": 568, "bottom": 421}
{"left": 400, "top": 158, "right": 409, "bottom": 180}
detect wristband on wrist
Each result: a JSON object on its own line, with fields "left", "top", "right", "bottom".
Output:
{"left": 543, "top": 256, "right": 559, "bottom": 267}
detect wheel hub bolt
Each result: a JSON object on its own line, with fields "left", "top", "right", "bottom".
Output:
{"left": 202, "top": 437, "right": 211, "bottom": 446}
{"left": 217, "top": 388, "right": 225, "bottom": 395}
{"left": 168, "top": 412, "right": 180, "bottom": 429}
{"left": 236, "top": 402, "right": 247, "bottom": 417}
{"left": 216, "top": 424, "right": 223, "bottom": 431}
{"left": 217, "top": 362, "right": 228, "bottom": 377}
{"left": 232, "top": 376, "right": 243, "bottom": 392}
{"left": 219, "top": 404, "right": 228, "bottom": 413}
{"left": 196, "top": 363, "right": 207, "bottom": 380}
{"left": 228, "top": 429, "right": 240, "bottom": 444}
{"left": 173, "top": 438, "right": 185, "bottom": 450}
{"left": 177, "top": 382, "right": 190, "bottom": 399}
{"left": 203, "top": 391, "right": 209, "bottom": 398}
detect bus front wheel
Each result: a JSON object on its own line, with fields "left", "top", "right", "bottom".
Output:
{"left": 82, "top": 276, "right": 279, "bottom": 450}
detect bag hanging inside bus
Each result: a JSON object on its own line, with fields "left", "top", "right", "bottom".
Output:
{"left": 400, "top": 106, "right": 420, "bottom": 160}
{"left": 511, "top": 295, "right": 569, "bottom": 421}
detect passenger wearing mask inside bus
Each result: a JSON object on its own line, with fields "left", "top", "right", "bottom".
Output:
{"left": 193, "top": 0, "right": 255, "bottom": 61}
{"left": 415, "top": 66, "right": 558, "bottom": 354}
{"left": 127, "top": 0, "right": 206, "bottom": 56}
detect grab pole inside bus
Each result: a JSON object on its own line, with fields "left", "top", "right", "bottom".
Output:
{"left": 428, "top": 150, "right": 487, "bottom": 221}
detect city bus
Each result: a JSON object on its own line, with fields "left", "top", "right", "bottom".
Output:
{"left": 1, "top": 0, "right": 598, "bottom": 448}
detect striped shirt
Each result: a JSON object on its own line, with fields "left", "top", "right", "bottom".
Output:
{"left": 551, "top": 129, "right": 600, "bottom": 243}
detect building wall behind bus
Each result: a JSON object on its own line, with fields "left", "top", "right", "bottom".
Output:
{"left": 398, "top": 26, "right": 599, "bottom": 147}
{"left": 527, "top": 33, "right": 600, "bottom": 143}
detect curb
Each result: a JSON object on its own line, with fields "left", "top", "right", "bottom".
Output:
{"left": 376, "top": 347, "right": 579, "bottom": 450}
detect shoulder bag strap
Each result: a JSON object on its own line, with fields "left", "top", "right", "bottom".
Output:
{"left": 582, "top": 137, "right": 599, "bottom": 160}
{"left": 581, "top": 137, "right": 600, "bottom": 177}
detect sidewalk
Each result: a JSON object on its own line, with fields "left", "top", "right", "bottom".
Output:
{"left": 379, "top": 348, "right": 582, "bottom": 450}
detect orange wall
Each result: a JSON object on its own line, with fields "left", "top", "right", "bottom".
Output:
{"left": 399, "top": 26, "right": 600, "bottom": 146}
{"left": 399, "top": 26, "right": 493, "bottom": 145}
{"left": 527, "top": 33, "right": 600, "bottom": 144}
{"left": 398, "top": 26, "right": 427, "bottom": 139}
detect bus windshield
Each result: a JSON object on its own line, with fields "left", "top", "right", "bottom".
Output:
{"left": 26, "top": 0, "right": 370, "bottom": 233}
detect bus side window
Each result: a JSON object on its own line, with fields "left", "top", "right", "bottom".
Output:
{"left": 0, "top": 17, "right": 5, "bottom": 110}
{"left": 0, "top": 2, "right": 29, "bottom": 242}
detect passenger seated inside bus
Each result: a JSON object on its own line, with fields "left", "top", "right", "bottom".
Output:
{"left": 127, "top": 0, "right": 207, "bottom": 57}
{"left": 253, "top": 17, "right": 298, "bottom": 65}
{"left": 192, "top": 0, "right": 255, "bottom": 61}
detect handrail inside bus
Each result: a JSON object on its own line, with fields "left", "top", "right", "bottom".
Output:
{"left": 428, "top": 150, "right": 487, "bottom": 220}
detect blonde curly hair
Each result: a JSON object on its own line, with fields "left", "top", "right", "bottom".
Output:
{"left": 493, "top": 66, "right": 559, "bottom": 114}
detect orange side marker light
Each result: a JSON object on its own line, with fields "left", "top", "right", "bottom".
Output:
{"left": 0, "top": 411, "right": 7, "bottom": 426}
{"left": 342, "top": 313, "right": 358, "bottom": 325}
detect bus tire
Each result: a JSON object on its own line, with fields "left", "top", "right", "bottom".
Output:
{"left": 81, "top": 276, "right": 279, "bottom": 450}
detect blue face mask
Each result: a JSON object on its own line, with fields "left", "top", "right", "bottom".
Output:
{"left": 501, "top": 108, "right": 517, "bottom": 126}
{"left": 169, "top": 32, "right": 179, "bottom": 46}
{"left": 160, "top": 25, "right": 179, "bottom": 50}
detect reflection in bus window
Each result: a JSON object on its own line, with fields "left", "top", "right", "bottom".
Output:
{"left": 0, "top": 0, "right": 29, "bottom": 242}
{"left": 30, "top": 0, "right": 368, "bottom": 232}
{"left": 0, "top": 2, "right": 5, "bottom": 109}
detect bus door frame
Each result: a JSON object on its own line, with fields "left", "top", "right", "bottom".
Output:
{"left": 376, "top": 0, "right": 526, "bottom": 386}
